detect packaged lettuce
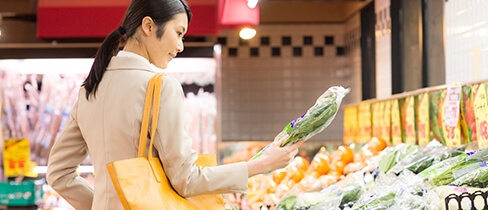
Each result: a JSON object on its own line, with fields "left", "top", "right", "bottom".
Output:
{"left": 252, "top": 87, "right": 349, "bottom": 159}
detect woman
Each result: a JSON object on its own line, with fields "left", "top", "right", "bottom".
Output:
{"left": 46, "top": 0, "right": 302, "bottom": 209}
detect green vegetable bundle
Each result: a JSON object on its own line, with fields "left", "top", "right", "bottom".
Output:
{"left": 252, "top": 86, "right": 349, "bottom": 159}
{"left": 429, "top": 148, "right": 488, "bottom": 186}
{"left": 449, "top": 163, "right": 488, "bottom": 187}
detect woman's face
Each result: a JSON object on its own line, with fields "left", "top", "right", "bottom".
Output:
{"left": 146, "top": 13, "right": 188, "bottom": 69}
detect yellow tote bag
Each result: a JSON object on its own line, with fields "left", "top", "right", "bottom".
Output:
{"left": 106, "top": 74, "right": 225, "bottom": 210}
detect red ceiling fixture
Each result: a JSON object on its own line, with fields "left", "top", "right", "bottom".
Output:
{"left": 37, "top": 0, "right": 259, "bottom": 38}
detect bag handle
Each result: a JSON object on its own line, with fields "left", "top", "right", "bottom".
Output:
{"left": 138, "top": 73, "right": 165, "bottom": 158}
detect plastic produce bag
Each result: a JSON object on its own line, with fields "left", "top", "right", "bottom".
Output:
{"left": 429, "top": 148, "right": 488, "bottom": 186}
{"left": 378, "top": 143, "right": 418, "bottom": 173}
{"left": 388, "top": 140, "right": 464, "bottom": 175}
{"left": 449, "top": 162, "right": 488, "bottom": 188}
{"left": 253, "top": 86, "right": 350, "bottom": 159}
{"left": 351, "top": 170, "right": 432, "bottom": 210}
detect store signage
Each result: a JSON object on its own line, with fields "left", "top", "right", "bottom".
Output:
{"left": 443, "top": 87, "right": 462, "bottom": 147}
{"left": 372, "top": 102, "right": 382, "bottom": 138}
{"left": 37, "top": 0, "right": 259, "bottom": 38}
{"left": 473, "top": 83, "right": 488, "bottom": 149}
{"left": 405, "top": 96, "right": 416, "bottom": 145}
{"left": 3, "top": 138, "right": 37, "bottom": 177}
{"left": 418, "top": 93, "right": 430, "bottom": 146}
{"left": 391, "top": 99, "right": 402, "bottom": 145}
{"left": 382, "top": 100, "right": 391, "bottom": 144}
{"left": 445, "top": 85, "right": 462, "bottom": 127}
{"left": 358, "top": 102, "right": 372, "bottom": 143}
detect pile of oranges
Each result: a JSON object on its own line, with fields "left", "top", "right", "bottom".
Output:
{"left": 246, "top": 137, "right": 388, "bottom": 209}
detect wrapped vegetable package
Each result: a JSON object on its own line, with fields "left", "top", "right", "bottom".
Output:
{"left": 253, "top": 86, "right": 350, "bottom": 159}
{"left": 449, "top": 161, "right": 488, "bottom": 188}
{"left": 378, "top": 143, "right": 418, "bottom": 173}
{"left": 422, "top": 148, "right": 488, "bottom": 186}
{"left": 388, "top": 140, "right": 464, "bottom": 175}
{"left": 351, "top": 171, "right": 433, "bottom": 210}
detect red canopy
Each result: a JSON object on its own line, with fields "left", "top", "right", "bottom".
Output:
{"left": 37, "top": 0, "right": 259, "bottom": 38}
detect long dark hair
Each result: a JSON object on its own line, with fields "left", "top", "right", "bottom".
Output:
{"left": 82, "top": 0, "right": 192, "bottom": 100}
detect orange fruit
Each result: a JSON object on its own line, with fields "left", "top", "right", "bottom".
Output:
{"left": 310, "top": 155, "right": 330, "bottom": 175}
{"left": 294, "top": 156, "right": 310, "bottom": 171}
{"left": 264, "top": 177, "right": 277, "bottom": 193}
{"left": 337, "top": 146, "right": 354, "bottom": 164}
{"left": 368, "top": 137, "right": 387, "bottom": 152}
{"left": 288, "top": 166, "right": 305, "bottom": 183}
{"left": 272, "top": 169, "right": 287, "bottom": 184}
{"left": 330, "top": 160, "right": 345, "bottom": 174}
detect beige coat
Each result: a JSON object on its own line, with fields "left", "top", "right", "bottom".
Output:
{"left": 46, "top": 52, "right": 248, "bottom": 210}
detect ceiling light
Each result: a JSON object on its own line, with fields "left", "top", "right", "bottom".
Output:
{"left": 239, "top": 28, "right": 256, "bottom": 40}
{"left": 247, "top": 0, "right": 258, "bottom": 9}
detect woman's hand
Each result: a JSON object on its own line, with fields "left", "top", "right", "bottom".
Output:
{"left": 246, "top": 135, "right": 304, "bottom": 177}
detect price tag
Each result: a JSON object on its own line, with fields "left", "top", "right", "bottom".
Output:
{"left": 445, "top": 85, "right": 462, "bottom": 127}
{"left": 442, "top": 87, "right": 462, "bottom": 147}
{"left": 473, "top": 83, "right": 488, "bottom": 149}
{"left": 3, "top": 138, "right": 37, "bottom": 177}
{"left": 343, "top": 107, "right": 357, "bottom": 144}
{"left": 383, "top": 100, "right": 391, "bottom": 143}
{"left": 418, "top": 93, "right": 430, "bottom": 146}
{"left": 372, "top": 102, "right": 382, "bottom": 138}
{"left": 391, "top": 99, "right": 402, "bottom": 145}
{"left": 405, "top": 96, "right": 416, "bottom": 145}
{"left": 358, "top": 102, "right": 372, "bottom": 143}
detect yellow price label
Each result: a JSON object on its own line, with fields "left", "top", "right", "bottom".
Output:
{"left": 343, "top": 107, "right": 357, "bottom": 144}
{"left": 405, "top": 96, "right": 416, "bottom": 145}
{"left": 372, "top": 102, "right": 382, "bottom": 138}
{"left": 418, "top": 93, "right": 430, "bottom": 146}
{"left": 391, "top": 99, "right": 402, "bottom": 145}
{"left": 4, "top": 138, "right": 37, "bottom": 177}
{"left": 358, "top": 102, "right": 372, "bottom": 143}
{"left": 383, "top": 100, "right": 391, "bottom": 143}
{"left": 473, "top": 83, "right": 488, "bottom": 149}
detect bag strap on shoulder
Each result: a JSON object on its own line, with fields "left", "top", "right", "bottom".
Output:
{"left": 138, "top": 73, "right": 165, "bottom": 158}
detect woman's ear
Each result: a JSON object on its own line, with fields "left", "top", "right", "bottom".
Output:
{"left": 141, "top": 16, "right": 154, "bottom": 37}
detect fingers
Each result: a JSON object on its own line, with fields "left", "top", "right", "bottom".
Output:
{"left": 273, "top": 133, "right": 290, "bottom": 146}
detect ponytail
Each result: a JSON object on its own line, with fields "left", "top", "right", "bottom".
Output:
{"left": 82, "top": 27, "right": 126, "bottom": 100}
{"left": 82, "top": 0, "right": 192, "bottom": 100}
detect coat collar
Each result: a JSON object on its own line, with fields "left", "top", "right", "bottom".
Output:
{"left": 106, "top": 51, "right": 157, "bottom": 73}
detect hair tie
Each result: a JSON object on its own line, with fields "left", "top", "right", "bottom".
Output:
{"left": 117, "top": 26, "right": 126, "bottom": 35}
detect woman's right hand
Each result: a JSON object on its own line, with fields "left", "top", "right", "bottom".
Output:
{"left": 246, "top": 135, "right": 304, "bottom": 177}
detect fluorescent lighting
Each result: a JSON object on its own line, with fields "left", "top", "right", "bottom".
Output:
{"left": 247, "top": 0, "right": 258, "bottom": 9}
{"left": 239, "top": 28, "right": 256, "bottom": 40}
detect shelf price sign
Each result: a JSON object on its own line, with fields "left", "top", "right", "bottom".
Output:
{"left": 343, "top": 106, "right": 358, "bottom": 144}
{"left": 443, "top": 85, "right": 462, "bottom": 147}
{"left": 372, "top": 102, "right": 382, "bottom": 138}
{"left": 358, "top": 102, "right": 372, "bottom": 143}
{"left": 382, "top": 100, "right": 391, "bottom": 144}
{"left": 4, "top": 138, "right": 36, "bottom": 177}
{"left": 473, "top": 83, "right": 488, "bottom": 149}
{"left": 405, "top": 96, "right": 417, "bottom": 145}
{"left": 418, "top": 93, "right": 430, "bottom": 146}
{"left": 391, "top": 99, "right": 402, "bottom": 145}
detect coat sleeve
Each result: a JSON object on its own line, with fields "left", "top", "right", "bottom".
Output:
{"left": 46, "top": 100, "right": 93, "bottom": 210}
{"left": 153, "top": 76, "right": 248, "bottom": 197}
